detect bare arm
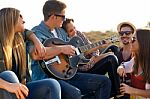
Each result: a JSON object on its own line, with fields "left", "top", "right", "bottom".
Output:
{"left": 132, "top": 88, "right": 150, "bottom": 98}
{"left": 28, "top": 33, "right": 46, "bottom": 58}
{"left": 120, "top": 83, "right": 150, "bottom": 98}
{"left": 31, "top": 45, "right": 76, "bottom": 60}
{"left": 0, "top": 78, "right": 11, "bottom": 89}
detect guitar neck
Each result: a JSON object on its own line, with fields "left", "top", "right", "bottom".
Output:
{"left": 79, "top": 40, "right": 106, "bottom": 53}
{"left": 78, "top": 36, "right": 118, "bottom": 53}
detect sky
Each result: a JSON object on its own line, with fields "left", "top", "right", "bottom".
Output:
{"left": 0, "top": 0, "right": 150, "bottom": 32}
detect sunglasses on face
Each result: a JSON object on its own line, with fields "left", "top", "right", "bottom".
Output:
{"left": 48, "top": 14, "right": 66, "bottom": 21}
{"left": 55, "top": 14, "right": 66, "bottom": 21}
{"left": 20, "top": 14, "right": 23, "bottom": 18}
{"left": 130, "top": 37, "right": 136, "bottom": 43}
{"left": 119, "top": 31, "right": 132, "bottom": 36}
{"left": 19, "top": 14, "right": 25, "bottom": 23}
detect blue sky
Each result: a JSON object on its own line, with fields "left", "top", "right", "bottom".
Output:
{"left": 0, "top": 0, "right": 150, "bottom": 32}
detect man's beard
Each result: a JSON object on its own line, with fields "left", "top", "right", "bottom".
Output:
{"left": 123, "top": 41, "right": 130, "bottom": 45}
{"left": 121, "top": 37, "right": 130, "bottom": 45}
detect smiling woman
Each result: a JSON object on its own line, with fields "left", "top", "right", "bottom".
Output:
{"left": 118, "top": 29, "right": 150, "bottom": 99}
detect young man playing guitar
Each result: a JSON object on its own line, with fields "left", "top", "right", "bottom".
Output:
{"left": 62, "top": 18, "right": 121, "bottom": 98}
{"left": 27, "top": 0, "right": 111, "bottom": 99}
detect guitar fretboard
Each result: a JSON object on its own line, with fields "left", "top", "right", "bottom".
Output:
{"left": 79, "top": 40, "right": 106, "bottom": 53}
{"left": 78, "top": 36, "right": 118, "bottom": 53}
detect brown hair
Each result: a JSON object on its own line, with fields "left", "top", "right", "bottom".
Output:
{"left": 62, "top": 18, "right": 74, "bottom": 32}
{"left": 0, "top": 8, "right": 26, "bottom": 83}
{"left": 43, "top": 0, "right": 66, "bottom": 21}
{"left": 134, "top": 29, "right": 150, "bottom": 83}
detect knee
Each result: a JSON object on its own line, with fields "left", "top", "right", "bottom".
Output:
{"left": 0, "top": 71, "right": 19, "bottom": 83}
{"left": 106, "top": 55, "right": 118, "bottom": 65}
{"left": 102, "top": 45, "right": 119, "bottom": 54}
{"left": 42, "top": 79, "right": 61, "bottom": 92}
{"left": 0, "top": 71, "right": 15, "bottom": 77}
{"left": 73, "top": 88, "right": 81, "bottom": 97}
{"left": 107, "top": 45, "right": 119, "bottom": 53}
{"left": 69, "top": 88, "right": 81, "bottom": 99}
{"left": 99, "top": 76, "right": 111, "bottom": 88}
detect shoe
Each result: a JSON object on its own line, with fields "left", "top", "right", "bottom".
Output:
{"left": 116, "top": 94, "right": 124, "bottom": 98}
{"left": 110, "top": 92, "right": 124, "bottom": 99}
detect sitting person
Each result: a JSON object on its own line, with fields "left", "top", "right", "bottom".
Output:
{"left": 103, "top": 22, "right": 136, "bottom": 99}
{"left": 62, "top": 18, "right": 121, "bottom": 98}
{"left": 117, "top": 29, "right": 150, "bottom": 99}
{"left": 0, "top": 7, "right": 61, "bottom": 99}
{"left": 103, "top": 22, "right": 136, "bottom": 64}
{"left": 26, "top": 0, "right": 112, "bottom": 99}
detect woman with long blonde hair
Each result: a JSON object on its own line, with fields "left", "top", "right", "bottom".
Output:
{"left": 0, "top": 7, "right": 61, "bottom": 99}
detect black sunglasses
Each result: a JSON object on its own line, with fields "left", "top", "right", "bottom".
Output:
{"left": 119, "top": 31, "right": 132, "bottom": 36}
{"left": 19, "top": 14, "right": 25, "bottom": 23}
{"left": 48, "top": 14, "right": 66, "bottom": 21}
{"left": 20, "top": 14, "right": 23, "bottom": 18}
{"left": 55, "top": 14, "right": 65, "bottom": 21}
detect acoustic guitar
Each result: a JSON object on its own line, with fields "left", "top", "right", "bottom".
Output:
{"left": 39, "top": 36, "right": 119, "bottom": 80}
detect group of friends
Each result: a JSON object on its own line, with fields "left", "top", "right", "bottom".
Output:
{"left": 0, "top": 0, "right": 150, "bottom": 99}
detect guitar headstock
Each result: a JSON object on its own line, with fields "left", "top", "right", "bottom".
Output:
{"left": 101, "top": 36, "right": 119, "bottom": 44}
{"left": 110, "top": 36, "right": 119, "bottom": 43}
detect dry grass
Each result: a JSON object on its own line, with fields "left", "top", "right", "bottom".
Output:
{"left": 84, "top": 30, "right": 121, "bottom": 50}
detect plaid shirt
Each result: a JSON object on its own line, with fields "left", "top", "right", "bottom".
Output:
{"left": 76, "top": 31, "right": 91, "bottom": 45}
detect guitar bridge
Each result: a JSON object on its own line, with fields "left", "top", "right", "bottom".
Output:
{"left": 45, "top": 56, "right": 61, "bottom": 65}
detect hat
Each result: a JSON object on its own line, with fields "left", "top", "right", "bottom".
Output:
{"left": 117, "top": 22, "right": 136, "bottom": 34}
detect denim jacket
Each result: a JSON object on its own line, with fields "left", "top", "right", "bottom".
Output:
{"left": 26, "top": 21, "right": 69, "bottom": 81}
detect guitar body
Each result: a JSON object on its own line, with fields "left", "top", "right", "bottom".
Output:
{"left": 39, "top": 36, "right": 119, "bottom": 80}
{"left": 39, "top": 36, "right": 84, "bottom": 80}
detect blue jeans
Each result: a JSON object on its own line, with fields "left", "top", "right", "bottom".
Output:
{"left": 80, "top": 45, "right": 120, "bottom": 97}
{"left": 0, "top": 71, "right": 19, "bottom": 99}
{"left": 58, "top": 73, "right": 111, "bottom": 99}
{"left": 87, "top": 55, "right": 120, "bottom": 97}
{"left": 103, "top": 46, "right": 130, "bottom": 99}
{"left": 0, "top": 71, "right": 61, "bottom": 99}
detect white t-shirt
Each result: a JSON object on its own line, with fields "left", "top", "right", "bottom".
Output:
{"left": 51, "top": 29, "right": 58, "bottom": 38}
